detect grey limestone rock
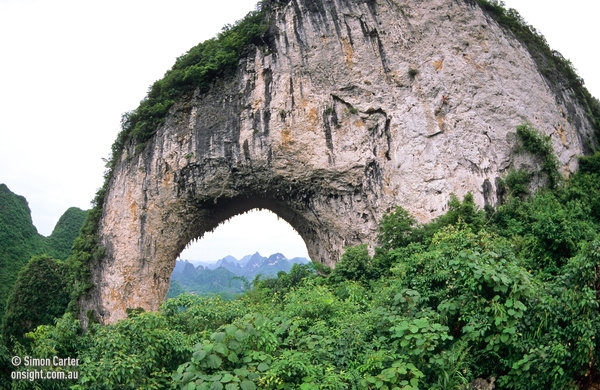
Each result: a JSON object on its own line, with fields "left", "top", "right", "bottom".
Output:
{"left": 82, "top": 0, "right": 597, "bottom": 324}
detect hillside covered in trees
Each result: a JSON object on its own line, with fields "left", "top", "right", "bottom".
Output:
{"left": 0, "top": 184, "right": 87, "bottom": 356}
{"left": 0, "top": 184, "right": 87, "bottom": 316}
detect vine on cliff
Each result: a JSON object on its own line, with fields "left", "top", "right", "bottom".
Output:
{"left": 68, "top": 0, "right": 600, "bottom": 318}
{"left": 475, "top": 0, "right": 600, "bottom": 150}
{"left": 515, "top": 122, "right": 561, "bottom": 189}
{"left": 66, "top": 1, "right": 278, "bottom": 317}
{"left": 123, "top": 4, "right": 272, "bottom": 148}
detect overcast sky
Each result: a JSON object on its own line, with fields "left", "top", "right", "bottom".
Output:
{"left": 1, "top": 0, "right": 598, "bottom": 263}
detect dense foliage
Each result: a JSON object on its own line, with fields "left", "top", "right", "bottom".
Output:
{"left": 1, "top": 255, "right": 70, "bottom": 347}
{"left": 3, "top": 149, "right": 600, "bottom": 389}
{"left": 0, "top": 184, "right": 43, "bottom": 315}
{"left": 0, "top": 185, "right": 87, "bottom": 315}
{"left": 44, "top": 208, "right": 88, "bottom": 261}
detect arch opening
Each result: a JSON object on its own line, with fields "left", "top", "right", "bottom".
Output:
{"left": 169, "top": 196, "right": 324, "bottom": 273}
{"left": 178, "top": 208, "right": 310, "bottom": 264}
{"left": 170, "top": 208, "right": 311, "bottom": 298}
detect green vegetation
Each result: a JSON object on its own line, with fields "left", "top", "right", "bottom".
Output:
{"left": 0, "top": 185, "right": 86, "bottom": 315}
{"left": 70, "top": 0, "right": 600, "bottom": 318}
{"left": 515, "top": 123, "right": 561, "bottom": 188}
{"left": 3, "top": 149, "right": 600, "bottom": 389}
{"left": 2, "top": 255, "right": 70, "bottom": 347}
{"left": 0, "top": 184, "right": 44, "bottom": 315}
{"left": 66, "top": 3, "right": 279, "bottom": 309}
{"left": 45, "top": 208, "right": 88, "bottom": 261}
{"left": 497, "top": 168, "right": 531, "bottom": 200}
{"left": 0, "top": 184, "right": 87, "bottom": 369}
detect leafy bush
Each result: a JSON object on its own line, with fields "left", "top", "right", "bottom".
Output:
{"left": 377, "top": 206, "right": 418, "bottom": 251}
{"left": 515, "top": 123, "right": 561, "bottom": 188}
{"left": 578, "top": 151, "right": 600, "bottom": 175}
{"left": 329, "top": 244, "right": 373, "bottom": 283}
{"left": 253, "top": 263, "right": 316, "bottom": 299}
{"left": 1, "top": 255, "right": 70, "bottom": 346}
{"left": 498, "top": 168, "right": 531, "bottom": 200}
{"left": 73, "top": 311, "right": 193, "bottom": 390}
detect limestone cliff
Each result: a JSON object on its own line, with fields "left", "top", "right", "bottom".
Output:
{"left": 83, "top": 0, "right": 598, "bottom": 324}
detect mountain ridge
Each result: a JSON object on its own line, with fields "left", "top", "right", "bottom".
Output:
{"left": 0, "top": 183, "right": 88, "bottom": 314}
{"left": 170, "top": 252, "right": 310, "bottom": 298}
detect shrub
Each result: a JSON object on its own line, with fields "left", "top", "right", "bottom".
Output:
{"left": 73, "top": 311, "right": 192, "bottom": 389}
{"left": 499, "top": 168, "right": 532, "bottom": 200}
{"left": 578, "top": 151, "right": 600, "bottom": 175}
{"left": 1, "top": 255, "right": 70, "bottom": 346}
{"left": 377, "top": 206, "right": 418, "bottom": 251}
{"left": 516, "top": 123, "right": 561, "bottom": 188}
{"left": 329, "top": 244, "right": 373, "bottom": 283}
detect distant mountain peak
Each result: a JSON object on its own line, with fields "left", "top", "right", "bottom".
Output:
{"left": 169, "top": 252, "right": 310, "bottom": 298}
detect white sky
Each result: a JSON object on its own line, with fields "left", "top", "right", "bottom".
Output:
{"left": 0, "top": 0, "right": 598, "bottom": 263}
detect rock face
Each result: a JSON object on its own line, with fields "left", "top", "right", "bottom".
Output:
{"left": 83, "top": 0, "right": 597, "bottom": 324}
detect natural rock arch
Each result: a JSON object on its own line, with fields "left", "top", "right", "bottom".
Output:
{"left": 81, "top": 0, "right": 597, "bottom": 324}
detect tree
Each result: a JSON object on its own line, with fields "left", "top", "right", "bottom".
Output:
{"left": 329, "top": 244, "right": 373, "bottom": 283}
{"left": 2, "top": 255, "right": 69, "bottom": 346}
{"left": 377, "top": 206, "right": 418, "bottom": 251}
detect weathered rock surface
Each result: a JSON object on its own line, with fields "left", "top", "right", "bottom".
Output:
{"left": 83, "top": 0, "right": 597, "bottom": 324}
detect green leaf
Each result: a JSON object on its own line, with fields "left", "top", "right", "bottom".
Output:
{"left": 210, "top": 382, "right": 224, "bottom": 390}
{"left": 257, "top": 362, "right": 269, "bottom": 372}
{"left": 214, "top": 342, "right": 229, "bottom": 355}
{"left": 194, "top": 349, "right": 207, "bottom": 361}
{"left": 206, "top": 354, "right": 223, "bottom": 369}
{"left": 413, "top": 318, "right": 429, "bottom": 328}
{"left": 240, "top": 380, "right": 256, "bottom": 390}
{"left": 228, "top": 352, "right": 239, "bottom": 363}
{"left": 221, "top": 373, "right": 234, "bottom": 383}
{"left": 233, "top": 368, "right": 249, "bottom": 377}
{"left": 235, "top": 329, "right": 247, "bottom": 342}
{"left": 225, "top": 324, "right": 237, "bottom": 337}
{"left": 214, "top": 332, "right": 226, "bottom": 343}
